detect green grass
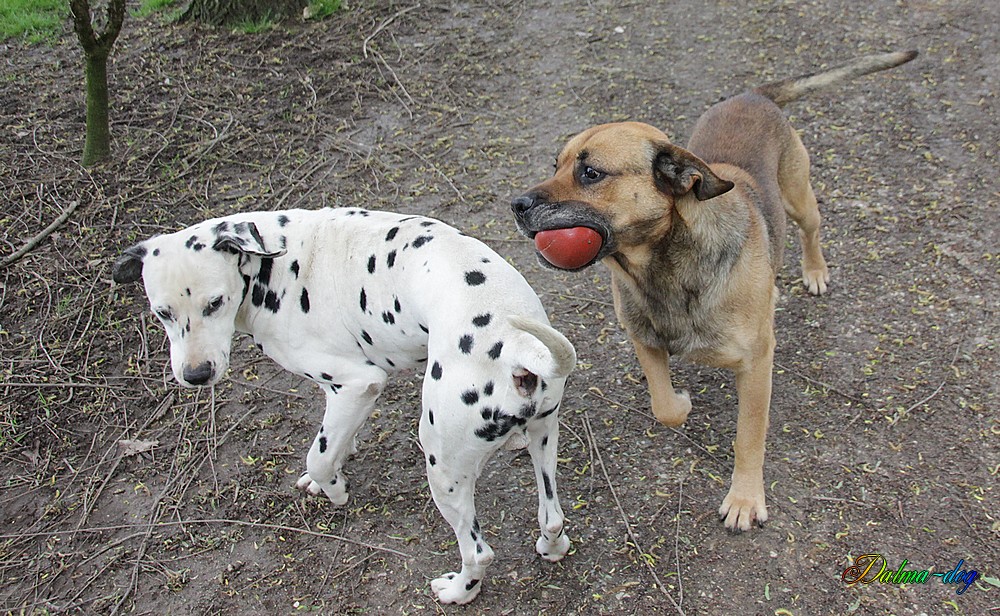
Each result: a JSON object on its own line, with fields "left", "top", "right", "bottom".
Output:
{"left": 232, "top": 14, "right": 276, "bottom": 35}
{"left": 305, "top": 0, "right": 342, "bottom": 20}
{"left": 133, "top": 0, "right": 183, "bottom": 20}
{"left": 0, "top": 0, "right": 66, "bottom": 43}
{"left": 1, "top": 0, "right": 341, "bottom": 43}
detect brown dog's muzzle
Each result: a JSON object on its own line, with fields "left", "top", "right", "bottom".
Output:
{"left": 510, "top": 190, "right": 617, "bottom": 270}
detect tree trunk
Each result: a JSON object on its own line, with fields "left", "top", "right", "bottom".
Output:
{"left": 180, "top": 0, "right": 307, "bottom": 27}
{"left": 69, "top": 0, "right": 126, "bottom": 168}
{"left": 83, "top": 51, "right": 112, "bottom": 167}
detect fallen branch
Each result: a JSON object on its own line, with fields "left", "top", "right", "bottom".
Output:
{"left": 0, "top": 200, "right": 81, "bottom": 268}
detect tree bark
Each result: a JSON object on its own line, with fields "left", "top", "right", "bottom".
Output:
{"left": 69, "top": 0, "right": 126, "bottom": 167}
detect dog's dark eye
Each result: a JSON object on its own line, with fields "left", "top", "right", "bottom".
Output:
{"left": 155, "top": 308, "right": 174, "bottom": 322}
{"left": 203, "top": 296, "right": 224, "bottom": 317}
{"left": 580, "top": 166, "right": 605, "bottom": 185}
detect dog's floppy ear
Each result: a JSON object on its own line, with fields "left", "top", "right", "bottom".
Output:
{"left": 212, "top": 221, "right": 286, "bottom": 258}
{"left": 653, "top": 143, "right": 734, "bottom": 201}
{"left": 112, "top": 243, "right": 147, "bottom": 284}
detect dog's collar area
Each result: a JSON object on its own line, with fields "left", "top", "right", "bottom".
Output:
{"left": 237, "top": 253, "right": 252, "bottom": 306}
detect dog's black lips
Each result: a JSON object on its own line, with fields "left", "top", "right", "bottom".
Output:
{"left": 512, "top": 200, "right": 616, "bottom": 271}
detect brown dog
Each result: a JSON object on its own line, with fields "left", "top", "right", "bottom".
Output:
{"left": 511, "top": 51, "right": 917, "bottom": 531}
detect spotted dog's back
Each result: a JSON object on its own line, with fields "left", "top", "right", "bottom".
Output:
{"left": 320, "top": 209, "right": 556, "bottom": 375}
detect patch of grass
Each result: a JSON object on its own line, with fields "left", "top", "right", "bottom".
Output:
{"left": 233, "top": 14, "right": 276, "bottom": 34}
{"left": 133, "top": 0, "right": 183, "bottom": 20}
{"left": 0, "top": 0, "right": 66, "bottom": 43}
{"left": 305, "top": 0, "right": 342, "bottom": 20}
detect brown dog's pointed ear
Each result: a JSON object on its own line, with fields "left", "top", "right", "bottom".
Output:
{"left": 653, "top": 143, "right": 734, "bottom": 201}
{"left": 112, "top": 243, "right": 147, "bottom": 284}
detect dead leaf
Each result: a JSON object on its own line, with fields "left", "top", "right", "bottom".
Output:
{"left": 117, "top": 439, "right": 159, "bottom": 457}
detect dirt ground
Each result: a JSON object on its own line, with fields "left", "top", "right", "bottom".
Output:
{"left": 1, "top": 0, "right": 997, "bottom": 614}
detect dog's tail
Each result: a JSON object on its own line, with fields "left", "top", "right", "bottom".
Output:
{"left": 753, "top": 50, "right": 918, "bottom": 107}
{"left": 502, "top": 316, "right": 576, "bottom": 380}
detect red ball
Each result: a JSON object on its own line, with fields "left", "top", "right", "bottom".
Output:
{"left": 534, "top": 227, "right": 603, "bottom": 270}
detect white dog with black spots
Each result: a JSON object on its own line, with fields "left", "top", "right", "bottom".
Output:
{"left": 112, "top": 207, "right": 576, "bottom": 604}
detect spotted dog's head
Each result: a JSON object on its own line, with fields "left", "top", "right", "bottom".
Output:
{"left": 113, "top": 220, "right": 285, "bottom": 387}
{"left": 511, "top": 121, "right": 734, "bottom": 270}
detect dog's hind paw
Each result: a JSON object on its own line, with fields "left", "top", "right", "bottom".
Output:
{"left": 802, "top": 266, "right": 830, "bottom": 296}
{"left": 296, "top": 471, "right": 348, "bottom": 506}
{"left": 719, "top": 487, "right": 768, "bottom": 532}
{"left": 430, "top": 572, "right": 482, "bottom": 605}
{"left": 536, "top": 532, "right": 570, "bottom": 562}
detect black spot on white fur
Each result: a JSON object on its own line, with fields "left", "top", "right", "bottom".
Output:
{"left": 300, "top": 288, "right": 310, "bottom": 313}
{"left": 430, "top": 361, "right": 443, "bottom": 380}
{"left": 459, "top": 335, "right": 474, "bottom": 354}
{"left": 263, "top": 290, "right": 280, "bottom": 313}
{"left": 465, "top": 270, "right": 486, "bottom": 286}
{"left": 472, "top": 313, "right": 491, "bottom": 327}
{"left": 487, "top": 341, "right": 503, "bottom": 360}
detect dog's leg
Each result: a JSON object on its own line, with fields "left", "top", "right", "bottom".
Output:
{"left": 419, "top": 412, "right": 496, "bottom": 604}
{"left": 719, "top": 336, "right": 774, "bottom": 531}
{"left": 527, "top": 410, "right": 570, "bottom": 562}
{"left": 631, "top": 336, "right": 692, "bottom": 427}
{"left": 780, "top": 134, "right": 829, "bottom": 295}
{"left": 295, "top": 368, "right": 387, "bottom": 505}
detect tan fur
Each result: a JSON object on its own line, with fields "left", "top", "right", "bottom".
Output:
{"left": 511, "top": 51, "right": 917, "bottom": 531}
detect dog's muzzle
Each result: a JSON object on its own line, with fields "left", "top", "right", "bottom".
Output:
{"left": 510, "top": 191, "right": 615, "bottom": 251}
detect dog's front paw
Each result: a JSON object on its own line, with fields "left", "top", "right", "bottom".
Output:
{"left": 719, "top": 485, "right": 767, "bottom": 531}
{"left": 430, "top": 572, "right": 482, "bottom": 605}
{"left": 536, "top": 532, "right": 570, "bottom": 562}
{"left": 296, "top": 472, "right": 348, "bottom": 506}
{"left": 652, "top": 390, "right": 692, "bottom": 427}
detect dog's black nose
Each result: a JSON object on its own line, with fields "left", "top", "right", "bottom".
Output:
{"left": 511, "top": 193, "right": 540, "bottom": 216}
{"left": 183, "top": 361, "right": 214, "bottom": 386}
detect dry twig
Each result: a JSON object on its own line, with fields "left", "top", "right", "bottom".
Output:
{"left": 582, "top": 412, "right": 685, "bottom": 615}
{"left": 0, "top": 200, "right": 81, "bottom": 268}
